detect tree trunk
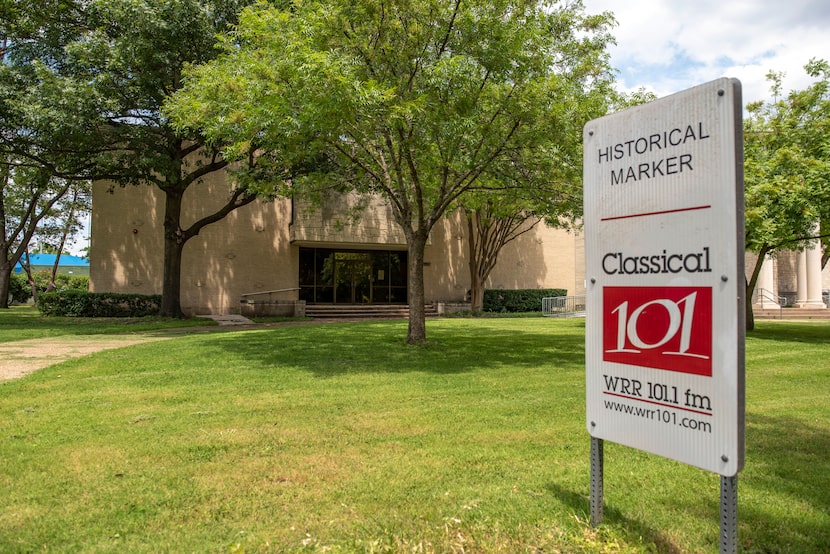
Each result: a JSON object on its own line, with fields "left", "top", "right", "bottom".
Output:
{"left": 160, "top": 189, "right": 186, "bottom": 318}
{"left": 745, "top": 278, "right": 755, "bottom": 332}
{"left": 469, "top": 280, "right": 484, "bottom": 314}
{"left": 47, "top": 189, "right": 78, "bottom": 293}
{"left": 0, "top": 262, "right": 11, "bottom": 309}
{"left": 745, "top": 245, "right": 770, "bottom": 332}
{"left": 406, "top": 231, "right": 428, "bottom": 344}
{"left": 466, "top": 215, "right": 484, "bottom": 313}
{"left": 47, "top": 250, "right": 63, "bottom": 293}
{"left": 20, "top": 250, "right": 39, "bottom": 304}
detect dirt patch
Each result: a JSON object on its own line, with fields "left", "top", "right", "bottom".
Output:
{"left": 0, "top": 335, "right": 173, "bottom": 381}
{"left": 0, "top": 318, "right": 376, "bottom": 382}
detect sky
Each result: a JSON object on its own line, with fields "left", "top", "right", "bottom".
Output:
{"left": 581, "top": 0, "right": 830, "bottom": 106}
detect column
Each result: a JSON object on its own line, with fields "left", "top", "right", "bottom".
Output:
{"left": 805, "top": 238, "right": 826, "bottom": 308}
{"left": 794, "top": 250, "right": 808, "bottom": 307}
{"left": 795, "top": 235, "right": 826, "bottom": 309}
{"left": 754, "top": 257, "right": 780, "bottom": 309}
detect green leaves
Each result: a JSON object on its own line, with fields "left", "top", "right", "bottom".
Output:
{"left": 166, "top": 0, "right": 617, "bottom": 338}
{"left": 744, "top": 59, "right": 830, "bottom": 254}
{"left": 169, "top": 0, "right": 616, "bottom": 218}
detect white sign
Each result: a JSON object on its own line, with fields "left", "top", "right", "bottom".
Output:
{"left": 584, "top": 78, "right": 745, "bottom": 476}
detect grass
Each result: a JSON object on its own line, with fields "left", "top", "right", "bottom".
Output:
{"left": 0, "top": 305, "right": 216, "bottom": 343}
{"left": 0, "top": 312, "right": 828, "bottom": 552}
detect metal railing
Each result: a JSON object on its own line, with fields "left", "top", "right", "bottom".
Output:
{"left": 752, "top": 287, "right": 788, "bottom": 319}
{"left": 240, "top": 287, "right": 300, "bottom": 301}
{"left": 542, "top": 295, "right": 586, "bottom": 318}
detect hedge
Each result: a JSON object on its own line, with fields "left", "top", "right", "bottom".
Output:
{"left": 37, "top": 290, "right": 162, "bottom": 317}
{"left": 482, "top": 288, "right": 568, "bottom": 313}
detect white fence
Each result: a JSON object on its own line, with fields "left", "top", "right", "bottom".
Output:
{"left": 541, "top": 295, "right": 586, "bottom": 318}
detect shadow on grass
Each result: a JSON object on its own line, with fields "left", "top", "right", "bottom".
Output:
{"left": 545, "top": 483, "right": 686, "bottom": 553}
{"left": 747, "top": 321, "right": 830, "bottom": 345}
{"left": 546, "top": 411, "right": 830, "bottom": 553}
{"left": 736, "top": 412, "right": 830, "bottom": 551}
{"left": 200, "top": 320, "right": 586, "bottom": 377}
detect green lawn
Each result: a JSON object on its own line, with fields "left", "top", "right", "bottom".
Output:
{"left": 0, "top": 314, "right": 828, "bottom": 553}
{"left": 0, "top": 305, "right": 215, "bottom": 343}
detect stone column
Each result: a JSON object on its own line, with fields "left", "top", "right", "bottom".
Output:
{"left": 795, "top": 234, "right": 826, "bottom": 309}
{"left": 754, "top": 257, "right": 780, "bottom": 309}
{"left": 794, "top": 250, "right": 808, "bottom": 307}
{"left": 805, "top": 238, "right": 826, "bottom": 308}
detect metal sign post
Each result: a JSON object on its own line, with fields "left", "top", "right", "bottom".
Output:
{"left": 721, "top": 475, "right": 738, "bottom": 553}
{"left": 590, "top": 436, "right": 603, "bottom": 526}
{"left": 583, "top": 78, "right": 745, "bottom": 550}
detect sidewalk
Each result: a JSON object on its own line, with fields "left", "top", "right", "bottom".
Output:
{"left": 0, "top": 334, "right": 175, "bottom": 381}
{"left": 0, "top": 316, "right": 351, "bottom": 382}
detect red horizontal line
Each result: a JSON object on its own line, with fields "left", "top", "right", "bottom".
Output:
{"left": 603, "top": 391, "right": 713, "bottom": 416}
{"left": 601, "top": 205, "right": 711, "bottom": 222}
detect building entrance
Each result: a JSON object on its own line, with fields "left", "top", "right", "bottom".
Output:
{"left": 335, "top": 253, "right": 373, "bottom": 304}
{"left": 299, "top": 248, "right": 407, "bottom": 304}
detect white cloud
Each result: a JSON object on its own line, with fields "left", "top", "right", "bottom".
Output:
{"left": 582, "top": 0, "right": 830, "bottom": 104}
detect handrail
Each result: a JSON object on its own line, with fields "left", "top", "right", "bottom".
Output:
{"left": 240, "top": 287, "right": 301, "bottom": 300}
{"left": 754, "top": 287, "right": 787, "bottom": 319}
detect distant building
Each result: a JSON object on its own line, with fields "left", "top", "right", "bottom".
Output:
{"left": 14, "top": 254, "right": 89, "bottom": 277}
{"left": 14, "top": 254, "right": 90, "bottom": 277}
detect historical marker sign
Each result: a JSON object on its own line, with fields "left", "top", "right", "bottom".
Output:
{"left": 584, "top": 78, "right": 745, "bottom": 476}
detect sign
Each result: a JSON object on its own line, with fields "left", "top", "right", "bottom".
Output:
{"left": 584, "top": 78, "right": 745, "bottom": 476}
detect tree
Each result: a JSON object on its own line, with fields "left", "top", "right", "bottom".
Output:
{"left": 0, "top": 165, "right": 72, "bottom": 307}
{"left": 461, "top": 180, "right": 581, "bottom": 313}
{"left": 31, "top": 181, "right": 90, "bottom": 292}
{"left": 0, "top": 0, "right": 274, "bottom": 317}
{"left": 169, "top": 0, "right": 616, "bottom": 342}
{"left": 461, "top": 84, "right": 652, "bottom": 313}
{"left": 743, "top": 59, "right": 830, "bottom": 329}
{"left": 464, "top": 201, "right": 543, "bottom": 314}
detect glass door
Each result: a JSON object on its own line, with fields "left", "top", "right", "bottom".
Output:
{"left": 299, "top": 248, "right": 407, "bottom": 304}
{"left": 334, "top": 253, "right": 373, "bottom": 303}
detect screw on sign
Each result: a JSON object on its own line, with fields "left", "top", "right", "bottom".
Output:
{"left": 603, "top": 286, "right": 712, "bottom": 376}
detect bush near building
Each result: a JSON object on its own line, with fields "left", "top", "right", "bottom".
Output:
{"left": 37, "top": 290, "right": 161, "bottom": 317}
{"left": 483, "top": 288, "right": 568, "bottom": 313}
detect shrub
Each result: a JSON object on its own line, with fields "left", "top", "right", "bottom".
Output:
{"left": 31, "top": 270, "right": 89, "bottom": 293}
{"left": 9, "top": 273, "right": 32, "bottom": 304}
{"left": 7, "top": 270, "right": 89, "bottom": 305}
{"left": 483, "top": 288, "right": 568, "bottom": 313}
{"left": 38, "top": 290, "right": 162, "bottom": 317}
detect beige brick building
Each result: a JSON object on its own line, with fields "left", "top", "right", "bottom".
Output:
{"left": 90, "top": 171, "right": 585, "bottom": 316}
{"left": 90, "top": 169, "right": 828, "bottom": 316}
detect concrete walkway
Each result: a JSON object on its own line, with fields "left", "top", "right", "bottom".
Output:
{"left": 195, "top": 314, "right": 256, "bottom": 325}
{"left": 0, "top": 334, "right": 175, "bottom": 381}
{"left": 0, "top": 314, "right": 264, "bottom": 382}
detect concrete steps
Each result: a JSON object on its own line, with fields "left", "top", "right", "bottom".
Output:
{"left": 305, "top": 304, "right": 438, "bottom": 319}
{"left": 754, "top": 308, "right": 830, "bottom": 320}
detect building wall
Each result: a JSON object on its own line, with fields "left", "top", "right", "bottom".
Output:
{"left": 422, "top": 214, "right": 581, "bottom": 301}
{"left": 91, "top": 174, "right": 298, "bottom": 315}
{"left": 91, "top": 171, "right": 583, "bottom": 314}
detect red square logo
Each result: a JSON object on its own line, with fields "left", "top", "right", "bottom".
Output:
{"left": 603, "top": 286, "right": 712, "bottom": 376}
